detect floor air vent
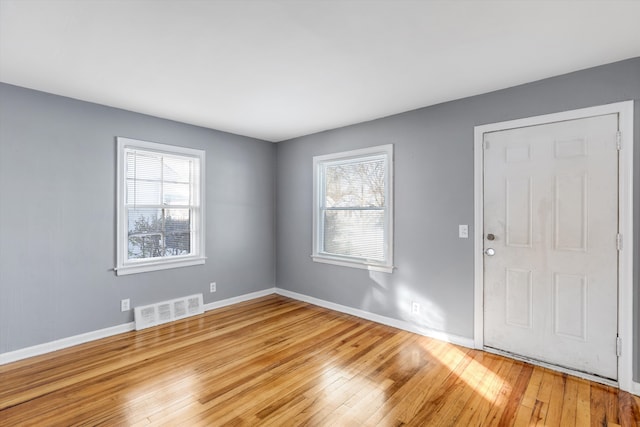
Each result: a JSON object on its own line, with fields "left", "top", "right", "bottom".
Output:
{"left": 134, "top": 294, "right": 204, "bottom": 330}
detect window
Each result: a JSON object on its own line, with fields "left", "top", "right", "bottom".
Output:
{"left": 116, "top": 137, "right": 205, "bottom": 275}
{"left": 312, "top": 144, "right": 394, "bottom": 273}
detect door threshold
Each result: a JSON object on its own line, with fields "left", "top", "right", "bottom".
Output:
{"left": 483, "top": 346, "right": 618, "bottom": 388}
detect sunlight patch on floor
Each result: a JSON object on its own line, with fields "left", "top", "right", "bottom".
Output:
{"left": 319, "top": 366, "right": 387, "bottom": 410}
{"left": 424, "top": 343, "right": 507, "bottom": 402}
{"left": 121, "top": 373, "right": 198, "bottom": 424}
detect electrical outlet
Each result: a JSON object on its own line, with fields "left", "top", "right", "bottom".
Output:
{"left": 411, "top": 301, "right": 420, "bottom": 314}
{"left": 121, "top": 298, "right": 130, "bottom": 312}
{"left": 210, "top": 282, "right": 217, "bottom": 293}
{"left": 459, "top": 224, "right": 469, "bottom": 238}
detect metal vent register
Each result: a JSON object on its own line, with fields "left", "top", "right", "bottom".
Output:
{"left": 134, "top": 294, "right": 204, "bottom": 330}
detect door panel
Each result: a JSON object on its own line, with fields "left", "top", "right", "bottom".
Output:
{"left": 483, "top": 114, "right": 618, "bottom": 380}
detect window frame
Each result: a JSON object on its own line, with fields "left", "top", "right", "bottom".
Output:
{"left": 312, "top": 144, "right": 394, "bottom": 273}
{"left": 116, "top": 137, "right": 206, "bottom": 276}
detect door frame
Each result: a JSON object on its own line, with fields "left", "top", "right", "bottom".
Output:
{"left": 473, "top": 101, "right": 635, "bottom": 392}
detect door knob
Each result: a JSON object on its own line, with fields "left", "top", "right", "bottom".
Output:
{"left": 485, "top": 248, "right": 496, "bottom": 256}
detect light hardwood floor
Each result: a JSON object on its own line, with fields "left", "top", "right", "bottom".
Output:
{"left": 1, "top": 295, "right": 638, "bottom": 426}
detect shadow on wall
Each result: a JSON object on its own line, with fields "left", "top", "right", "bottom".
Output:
{"left": 364, "top": 270, "right": 447, "bottom": 334}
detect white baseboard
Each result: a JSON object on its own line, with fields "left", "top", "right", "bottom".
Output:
{"left": 203, "top": 287, "right": 276, "bottom": 311}
{"left": 0, "top": 322, "right": 135, "bottom": 365}
{"left": 0, "top": 287, "right": 277, "bottom": 366}
{"left": 275, "top": 288, "right": 474, "bottom": 348}
{"left": 14, "top": 285, "right": 637, "bottom": 384}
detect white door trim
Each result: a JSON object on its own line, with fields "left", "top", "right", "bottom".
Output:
{"left": 473, "top": 101, "right": 635, "bottom": 393}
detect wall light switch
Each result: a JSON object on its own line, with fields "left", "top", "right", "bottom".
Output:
{"left": 459, "top": 225, "right": 469, "bottom": 239}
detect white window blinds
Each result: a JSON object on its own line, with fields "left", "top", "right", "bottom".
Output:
{"left": 125, "top": 150, "right": 195, "bottom": 259}
{"left": 313, "top": 145, "right": 393, "bottom": 273}
{"left": 116, "top": 137, "right": 205, "bottom": 275}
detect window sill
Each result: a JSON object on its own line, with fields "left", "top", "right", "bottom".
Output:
{"left": 116, "top": 257, "right": 206, "bottom": 276}
{"left": 311, "top": 255, "right": 394, "bottom": 273}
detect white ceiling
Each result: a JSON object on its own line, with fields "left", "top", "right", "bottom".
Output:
{"left": 1, "top": 1, "right": 639, "bottom": 142}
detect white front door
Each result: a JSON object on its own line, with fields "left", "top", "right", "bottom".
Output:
{"left": 483, "top": 114, "right": 619, "bottom": 380}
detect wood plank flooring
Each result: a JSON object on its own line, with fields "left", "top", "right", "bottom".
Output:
{"left": 1, "top": 295, "right": 638, "bottom": 426}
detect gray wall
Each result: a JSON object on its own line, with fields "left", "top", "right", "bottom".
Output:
{"left": 0, "top": 83, "right": 276, "bottom": 353}
{"left": 1, "top": 58, "right": 638, "bottom": 382}
{"left": 276, "top": 57, "right": 640, "bottom": 381}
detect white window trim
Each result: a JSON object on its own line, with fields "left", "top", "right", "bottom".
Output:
{"left": 312, "top": 144, "right": 394, "bottom": 273}
{"left": 116, "top": 137, "right": 206, "bottom": 276}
